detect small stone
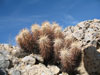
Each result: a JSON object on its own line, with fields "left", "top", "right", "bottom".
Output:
{"left": 11, "top": 70, "right": 21, "bottom": 75}
{"left": 48, "top": 65, "right": 60, "bottom": 74}
{"left": 26, "top": 63, "right": 53, "bottom": 75}
{"left": 12, "top": 49, "right": 19, "bottom": 56}
{"left": 59, "top": 72, "right": 69, "bottom": 75}
{"left": 33, "top": 54, "right": 44, "bottom": 63}
{"left": 21, "top": 55, "right": 36, "bottom": 65}
{"left": 24, "top": 65, "right": 32, "bottom": 70}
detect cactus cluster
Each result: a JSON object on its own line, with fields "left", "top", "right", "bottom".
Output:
{"left": 16, "top": 21, "right": 81, "bottom": 73}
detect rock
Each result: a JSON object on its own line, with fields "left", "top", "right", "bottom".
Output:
{"left": 92, "top": 32, "right": 100, "bottom": 38}
{"left": 0, "top": 49, "right": 9, "bottom": 55}
{"left": 64, "top": 19, "right": 100, "bottom": 75}
{"left": 90, "top": 40, "right": 97, "bottom": 47}
{"left": 86, "top": 28, "right": 95, "bottom": 33}
{"left": 77, "top": 21, "right": 90, "bottom": 29}
{"left": 63, "top": 26, "right": 76, "bottom": 37}
{"left": 1, "top": 19, "right": 100, "bottom": 75}
{"left": 64, "top": 26, "right": 74, "bottom": 33}
{"left": 84, "top": 33, "right": 93, "bottom": 43}
{"left": 0, "top": 68, "right": 8, "bottom": 75}
{"left": 11, "top": 49, "right": 20, "bottom": 56}
{"left": 32, "top": 54, "right": 44, "bottom": 63}
{"left": 72, "top": 30, "right": 84, "bottom": 40}
{"left": 22, "top": 63, "right": 53, "bottom": 75}
{"left": 11, "top": 70, "right": 21, "bottom": 75}
{"left": 48, "top": 65, "right": 60, "bottom": 74}
{"left": 83, "top": 46, "right": 100, "bottom": 75}
{"left": 11, "top": 47, "right": 29, "bottom": 58}
{"left": 77, "top": 57, "right": 89, "bottom": 75}
{"left": 3, "top": 44, "right": 13, "bottom": 53}
{"left": 0, "top": 53, "right": 10, "bottom": 69}
{"left": 59, "top": 72, "right": 69, "bottom": 75}
{"left": 92, "top": 22, "right": 100, "bottom": 29}
{"left": 21, "top": 55, "right": 36, "bottom": 65}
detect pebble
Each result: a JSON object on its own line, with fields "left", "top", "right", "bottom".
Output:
{"left": 21, "top": 55, "right": 36, "bottom": 65}
{"left": 11, "top": 70, "right": 21, "bottom": 75}
{"left": 48, "top": 65, "right": 60, "bottom": 74}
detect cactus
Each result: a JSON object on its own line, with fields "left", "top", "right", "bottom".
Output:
{"left": 60, "top": 41, "right": 81, "bottom": 73}
{"left": 31, "top": 24, "right": 40, "bottom": 40}
{"left": 53, "top": 26, "right": 64, "bottom": 39}
{"left": 38, "top": 35, "right": 53, "bottom": 64}
{"left": 16, "top": 28, "right": 34, "bottom": 52}
{"left": 52, "top": 22, "right": 60, "bottom": 32}
{"left": 40, "top": 21, "right": 53, "bottom": 39}
{"left": 60, "top": 47, "right": 72, "bottom": 72}
{"left": 53, "top": 38, "right": 64, "bottom": 63}
{"left": 16, "top": 21, "right": 81, "bottom": 74}
{"left": 31, "top": 24, "right": 41, "bottom": 53}
{"left": 64, "top": 36, "right": 75, "bottom": 48}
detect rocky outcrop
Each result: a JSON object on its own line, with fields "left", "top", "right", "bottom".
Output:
{"left": 0, "top": 44, "right": 60, "bottom": 75}
{"left": 0, "top": 19, "right": 100, "bottom": 75}
{"left": 64, "top": 19, "right": 100, "bottom": 75}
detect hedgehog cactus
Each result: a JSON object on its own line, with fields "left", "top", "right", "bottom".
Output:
{"left": 53, "top": 38, "right": 64, "bottom": 63}
{"left": 64, "top": 36, "right": 75, "bottom": 48}
{"left": 60, "top": 41, "right": 81, "bottom": 74}
{"left": 38, "top": 35, "right": 53, "bottom": 64}
{"left": 53, "top": 26, "right": 64, "bottom": 39}
{"left": 16, "top": 28, "right": 34, "bottom": 52}
{"left": 31, "top": 24, "right": 40, "bottom": 40}
{"left": 52, "top": 22, "right": 61, "bottom": 32}
{"left": 40, "top": 21, "right": 54, "bottom": 40}
{"left": 16, "top": 22, "right": 81, "bottom": 74}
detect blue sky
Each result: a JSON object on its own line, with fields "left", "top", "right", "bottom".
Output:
{"left": 0, "top": 0, "right": 100, "bottom": 45}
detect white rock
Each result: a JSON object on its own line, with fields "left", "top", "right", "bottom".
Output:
{"left": 48, "top": 65, "right": 60, "bottom": 74}
{"left": 21, "top": 55, "right": 36, "bottom": 65}
{"left": 27, "top": 63, "right": 53, "bottom": 75}
{"left": 72, "top": 30, "right": 84, "bottom": 40}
